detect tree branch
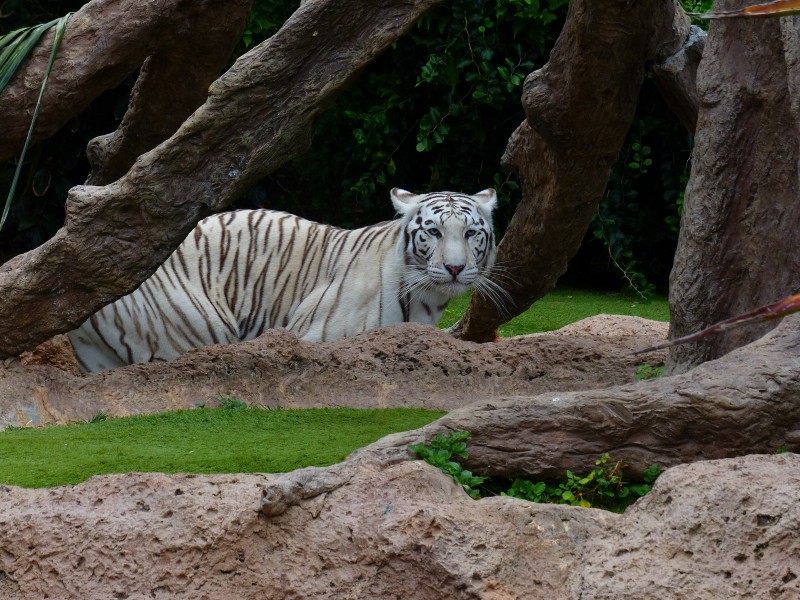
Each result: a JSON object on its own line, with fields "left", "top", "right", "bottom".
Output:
{"left": 0, "top": 0, "right": 445, "bottom": 358}
{"left": 0, "top": 0, "right": 252, "bottom": 167}
{"left": 454, "top": 0, "right": 692, "bottom": 342}
{"left": 649, "top": 24, "right": 706, "bottom": 134}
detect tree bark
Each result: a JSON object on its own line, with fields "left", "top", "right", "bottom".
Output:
{"left": 668, "top": 4, "right": 800, "bottom": 373}
{"left": 0, "top": 0, "right": 444, "bottom": 358}
{"left": 649, "top": 24, "right": 706, "bottom": 134}
{"left": 455, "top": 0, "right": 692, "bottom": 343}
{"left": 0, "top": 0, "right": 252, "bottom": 168}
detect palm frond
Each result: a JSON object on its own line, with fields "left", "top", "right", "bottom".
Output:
{"left": 0, "top": 14, "right": 71, "bottom": 233}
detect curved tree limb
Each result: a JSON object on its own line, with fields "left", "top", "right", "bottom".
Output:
{"left": 0, "top": 0, "right": 444, "bottom": 358}
{"left": 453, "top": 315, "right": 800, "bottom": 479}
{"left": 649, "top": 24, "right": 706, "bottom": 134}
{"left": 454, "top": 0, "right": 692, "bottom": 342}
{"left": 0, "top": 0, "right": 253, "bottom": 169}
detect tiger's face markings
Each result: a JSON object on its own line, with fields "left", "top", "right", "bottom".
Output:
{"left": 391, "top": 188, "right": 497, "bottom": 296}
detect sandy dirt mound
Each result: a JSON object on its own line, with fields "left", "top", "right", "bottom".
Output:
{"left": 1, "top": 315, "right": 667, "bottom": 427}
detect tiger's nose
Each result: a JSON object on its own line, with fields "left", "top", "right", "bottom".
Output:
{"left": 444, "top": 263, "right": 465, "bottom": 279}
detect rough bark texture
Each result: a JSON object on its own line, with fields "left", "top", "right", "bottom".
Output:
{"left": 649, "top": 24, "right": 706, "bottom": 133}
{"left": 0, "top": 0, "right": 444, "bottom": 358}
{"left": 0, "top": 450, "right": 796, "bottom": 598}
{"left": 446, "top": 314, "right": 800, "bottom": 479}
{"left": 668, "top": 5, "right": 800, "bottom": 372}
{"left": 1, "top": 315, "right": 668, "bottom": 428}
{"left": 456, "top": 0, "right": 691, "bottom": 342}
{"left": 0, "top": 0, "right": 252, "bottom": 167}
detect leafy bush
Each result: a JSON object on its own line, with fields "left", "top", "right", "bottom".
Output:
{"left": 503, "top": 454, "right": 661, "bottom": 512}
{"left": 240, "top": 0, "right": 570, "bottom": 231}
{"left": 215, "top": 395, "right": 249, "bottom": 410}
{"left": 408, "top": 430, "right": 487, "bottom": 498}
{"left": 635, "top": 363, "right": 667, "bottom": 381}
{"left": 410, "top": 431, "right": 661, "bottom": 512}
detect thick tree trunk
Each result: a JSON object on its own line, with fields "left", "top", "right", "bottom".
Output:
{"left": 455, "top": 0, "right": 691, "bottom": 342}
{"left": 0, "top": 0, "right": 444, "bottom": 358}
{"left": 668, "top": 4, "right": 800, "bottom": 372}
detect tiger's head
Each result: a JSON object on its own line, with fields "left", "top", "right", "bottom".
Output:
{"left": 391, "top": 188, "right": 499, "bottom": 299}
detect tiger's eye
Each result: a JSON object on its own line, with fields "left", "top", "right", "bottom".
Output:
{"left": 427, "top": 228, "right": 441, "bottom": 238}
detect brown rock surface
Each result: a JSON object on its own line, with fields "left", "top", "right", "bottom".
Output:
{"left": 574, "top": 453, "right": 800, "bottom": 599}
{"left": 0, "top": 314, "right": 798, "bottom": 598}
{"left": 0, "top": 315, "right": 667, "bottom": 427}
{"left": 0, "top": 452, "right": 796, "bottom": 599}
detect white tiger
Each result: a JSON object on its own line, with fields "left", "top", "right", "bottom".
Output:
{"left": 68, "top": 188, "right": 501, "bottom": 372}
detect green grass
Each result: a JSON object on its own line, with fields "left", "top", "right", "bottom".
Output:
{"left": 438, "top": 286, "right": 669, "bottom": 335}
{"left": 0, "top": 407, "right": 445, "bottom": 488}
{"left": 2, "top": 286, "right": 669, "bottom": 489}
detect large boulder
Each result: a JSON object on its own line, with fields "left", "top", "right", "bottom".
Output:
{"left": 0, "top": 454, "right": 796, "bottom": 598}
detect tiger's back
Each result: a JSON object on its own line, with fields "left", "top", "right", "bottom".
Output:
{"left": 69, "top": 188, "right": 500, "bottom": 372}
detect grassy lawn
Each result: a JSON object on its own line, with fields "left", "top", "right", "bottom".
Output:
{"left": 438, "top": 286, "right": 669, "bottom": 335}
{"left": 0, "top": 407, "right": 445, "bottom": 488}
{"left": 2, "top": 287, "right": 669, "bottom": 489}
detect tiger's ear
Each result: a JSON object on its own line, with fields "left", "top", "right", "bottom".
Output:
{"left": 390, "top": 188, "right": 421, "bottom": 216}
{"left": 472, "top": 188, "right": 498, "bottom": 213}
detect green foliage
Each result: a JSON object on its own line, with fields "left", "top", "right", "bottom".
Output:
{"left": 503, "top": 454, "right": 661, "bottom": 512}
{"left": 0, "top": 12, "right": 71, "bottom": 233}
{"left": 88, "top": 411, "right": 107, "bottom": 423}
{"left": 0, "top": 407, "right": 445, "bottom": 487}
{"left": 592, "top": 93, "right": 693, "bottom": 297}
{"left": 680, "top": 0, "right": 715, "bottom": 28}
{"left": 408, "top": 431, "right": 487, "bottom": 499}
{"left": 215, "top": 395, "right": 249, "bottom": 410}
{"left": 236, "top": 0, "right": 299, "bottom": 51}
{"left": 243, "top": 0, "right": 569, "bottom": 230}
{"left": 437, "top": 287, "right": 670, "bottom": 335}
{"left": 409, "top": 432, "right": 661, "bottom": 512}
{"left": 635, "top": 363, "right": 667, "bottom": 381}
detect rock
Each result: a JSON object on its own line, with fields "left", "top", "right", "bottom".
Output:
{"left": 332, "top": 314, "right": 800, "bottom": 481}
{"left": 0, "top": 453, "right": 796, "bottom": 598}
{"left": 574, "top": 453, "right": 800, "bottom": 599}
{"left": 0, "top": 314, "right": 796, "bottom": 598}
{"left": 17, "top": 334, "right": 80, "bottom": 376}
{"left": 0, "top": 315, "right": 667, "bottom": 428}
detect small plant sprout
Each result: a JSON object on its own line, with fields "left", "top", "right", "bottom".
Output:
{"left": 408, "top": 431, "right": 487, "bottom": 499}
{"left": 635, "top": 364, "right": 666, "bottom": 381}
{"left": 503, "top": 454, "right": 661, "bottom": 512}
{"left": 215, "top": 395, "right": 248, "bottom": 410}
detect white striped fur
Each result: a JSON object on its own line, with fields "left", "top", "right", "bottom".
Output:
{"left": 69, "top": 188, "right": 499, "bottom": 372}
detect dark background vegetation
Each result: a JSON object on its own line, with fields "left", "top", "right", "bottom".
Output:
{"left": 0, "top": 0, "right": 710, "bottom": 295}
